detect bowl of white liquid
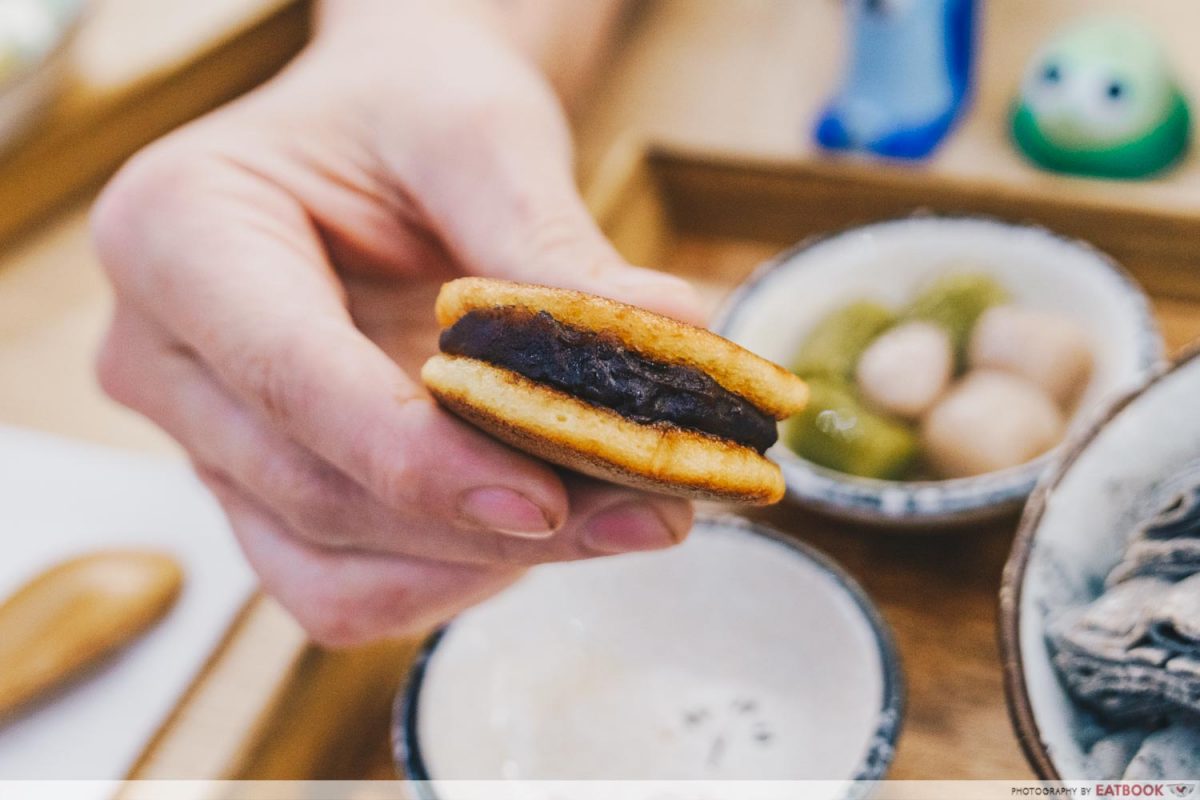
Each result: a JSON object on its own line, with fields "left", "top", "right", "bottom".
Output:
{"left": 393, "top": 516, "right": 903, "bottom": 799}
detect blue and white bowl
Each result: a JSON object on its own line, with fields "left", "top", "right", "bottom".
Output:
{"left": 393, "top": 516, "right": 903, "bottom": 798}
{"left": 715, "top": 216, "right": 1163, "bottom": 528}
{"left": 1001, "top": 345, "right": 1200, "bottom": 779}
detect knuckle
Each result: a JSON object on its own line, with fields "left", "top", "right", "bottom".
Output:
{"left": 508, "top": 206, "right": 611, "bottom": 283}
{"left": 237, "top": 338, "right": 311, "bottom": 429}
{"left": 352, "top": 397, "right": 429, "bottom": 510}
{"left": 91, "top": 143, "right": 209, "bottom": 282}
{"left": 256, "top": 452, "right": 353, "bottom": 543}
{"left": 519, "top": 208, "right": 581, "bottom": 257}
{"left": 376, "top": 461, "right": 421, "bottom": 514}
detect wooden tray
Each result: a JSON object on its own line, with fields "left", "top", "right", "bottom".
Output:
{"left": 123, "top": 596, "right": 415, "bottom": 783}
{"left": 0, "top": 0, "right": 308, "bottom": 248}
{"left": 577, "top": 0, "right": 1200, "bottom": 307}
{"left": 576, "top": 140, "right": 1200, "bottom": 779}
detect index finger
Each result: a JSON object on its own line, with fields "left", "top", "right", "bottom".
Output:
{"left": 92, "top": 149, "right": 572, "bottom": 534}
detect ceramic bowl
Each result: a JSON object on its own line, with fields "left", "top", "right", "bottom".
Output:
{"left": 715, "top": 216, "right": 1163, "bottom": 527}
{"left": 0, "top": 0, "right": 87, "bottom": 151}
{"left": 1001, "top": 345, "right": 1200, "bottom": 779}
{"left": 393, "top": 516, "right": 902, "bottom": 797}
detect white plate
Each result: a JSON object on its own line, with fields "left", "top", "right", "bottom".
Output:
{"left": 0, "top": 425, "right": 253, "bottom": 790}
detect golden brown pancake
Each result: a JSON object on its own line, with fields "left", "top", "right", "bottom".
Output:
{"left": 421, "top": 279, "right": 808, "bottom": 504}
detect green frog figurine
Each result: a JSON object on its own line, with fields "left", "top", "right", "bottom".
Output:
{"left": 1012, "top": 16, "right": 1191, "bottom": 179}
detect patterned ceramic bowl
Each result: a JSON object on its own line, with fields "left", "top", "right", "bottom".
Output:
{"left": 1002, "top": 345, "right": 1200, "bottom": 779}
{"left": 393, "top": 516, "right": 903, "bottom": 798}
{"left": 715, "top": 216, "right": 1163, "bottom": 528}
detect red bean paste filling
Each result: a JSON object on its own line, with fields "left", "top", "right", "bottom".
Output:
{"left": 439, "top": 308, "right": 778, "bottom": 454}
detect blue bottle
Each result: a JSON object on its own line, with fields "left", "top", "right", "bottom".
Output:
{"left": 815, "top": 0, "right": 978, "bottom": 160}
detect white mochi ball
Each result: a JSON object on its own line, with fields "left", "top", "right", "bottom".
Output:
{"left": 922, "top": 370, "right": 1065, "bottom": 479}
{"left": 968, "top": 306, "right": 1094, "bottom": 408}
{"left": 855, "top": 321, "right": 953, "bottom": 419}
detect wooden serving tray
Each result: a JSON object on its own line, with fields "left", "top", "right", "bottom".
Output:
{"left": 123, "top": 597, "right": 415, "bottom": 783}
{"left": 0, "top": 0, "right": 308, "bottom": 248}
{"left": 578, "top": 141, "right": 1200, "bottom": 779}
{"left": 577, "top": 0, "right": 1200, "bottom": 306}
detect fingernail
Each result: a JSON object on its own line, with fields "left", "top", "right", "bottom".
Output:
{"left": 583, "top": 501, "right": 683, "bottom": 554}
{"left": 458, "top": 487, "right": 556, "bottom": 538}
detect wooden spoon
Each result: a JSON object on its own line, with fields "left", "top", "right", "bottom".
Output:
{"left": 0, "top": 551, "right": 183, "bottom": 722}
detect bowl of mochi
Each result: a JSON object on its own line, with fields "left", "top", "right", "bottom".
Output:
{"left": 715, "top": 216, "right": 1163, "bottom": 528}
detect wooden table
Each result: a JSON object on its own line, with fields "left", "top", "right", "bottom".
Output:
{"left": 3, "top": 0, "right": 1200, "bottom": 783}
{"left": 582, "top": 142, "right": 1200, "bottom": 780}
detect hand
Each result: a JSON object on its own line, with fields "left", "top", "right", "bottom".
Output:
{"left": 91, "top": 2, "right": 705, "bottom": 646}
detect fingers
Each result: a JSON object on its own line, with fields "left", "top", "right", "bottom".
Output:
{"left": 97, "top": 306, "right": 691, "bottom": 566}
{"left": 92, "top": 151, "right": 571, "bottom": 537}
{"left": 434, "top": 175, "right": 707, "bottom": 325}
{"left": 199, "top": 469, "right": 523, "bottom": 647}
{"left": 92, "top": 91, "right": 699, "bottom": 579}
{"left": 467, "top": 193, "right": 710, "bottom": 328}
{"left": 367, "top": 54, "right": 707, "bottom": 326}
{"left": 550, "top": 474, "right": 694, "bottom": 558}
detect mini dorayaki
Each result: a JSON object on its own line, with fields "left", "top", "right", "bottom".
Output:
{"left": 421, "top": 278, "right": 808, "bottom": 504}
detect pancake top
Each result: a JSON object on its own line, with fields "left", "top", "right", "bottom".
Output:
{"left": 435, "top": 278, "right": 808, "bottom": 420}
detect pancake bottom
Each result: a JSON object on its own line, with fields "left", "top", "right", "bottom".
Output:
{"left": 421, "top": 354, "right": 785, "bottom": 504}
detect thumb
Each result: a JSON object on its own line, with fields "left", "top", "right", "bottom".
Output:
{"left": 398, "top": 95, "right": 707, "bottom": 325}
{"left": 476, "top": 188, "right": 708, "bottom": 327}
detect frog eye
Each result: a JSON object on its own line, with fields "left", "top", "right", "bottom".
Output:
{"left": 1023, "top": 58, "right": 1069, "bottom": 115}
{"left": 1074, "top": 72, "right": 1149, "bottom": 141}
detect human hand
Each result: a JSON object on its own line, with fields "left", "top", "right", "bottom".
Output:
{"left": 91, "top": 1, "right": 705, "bottom": 646}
